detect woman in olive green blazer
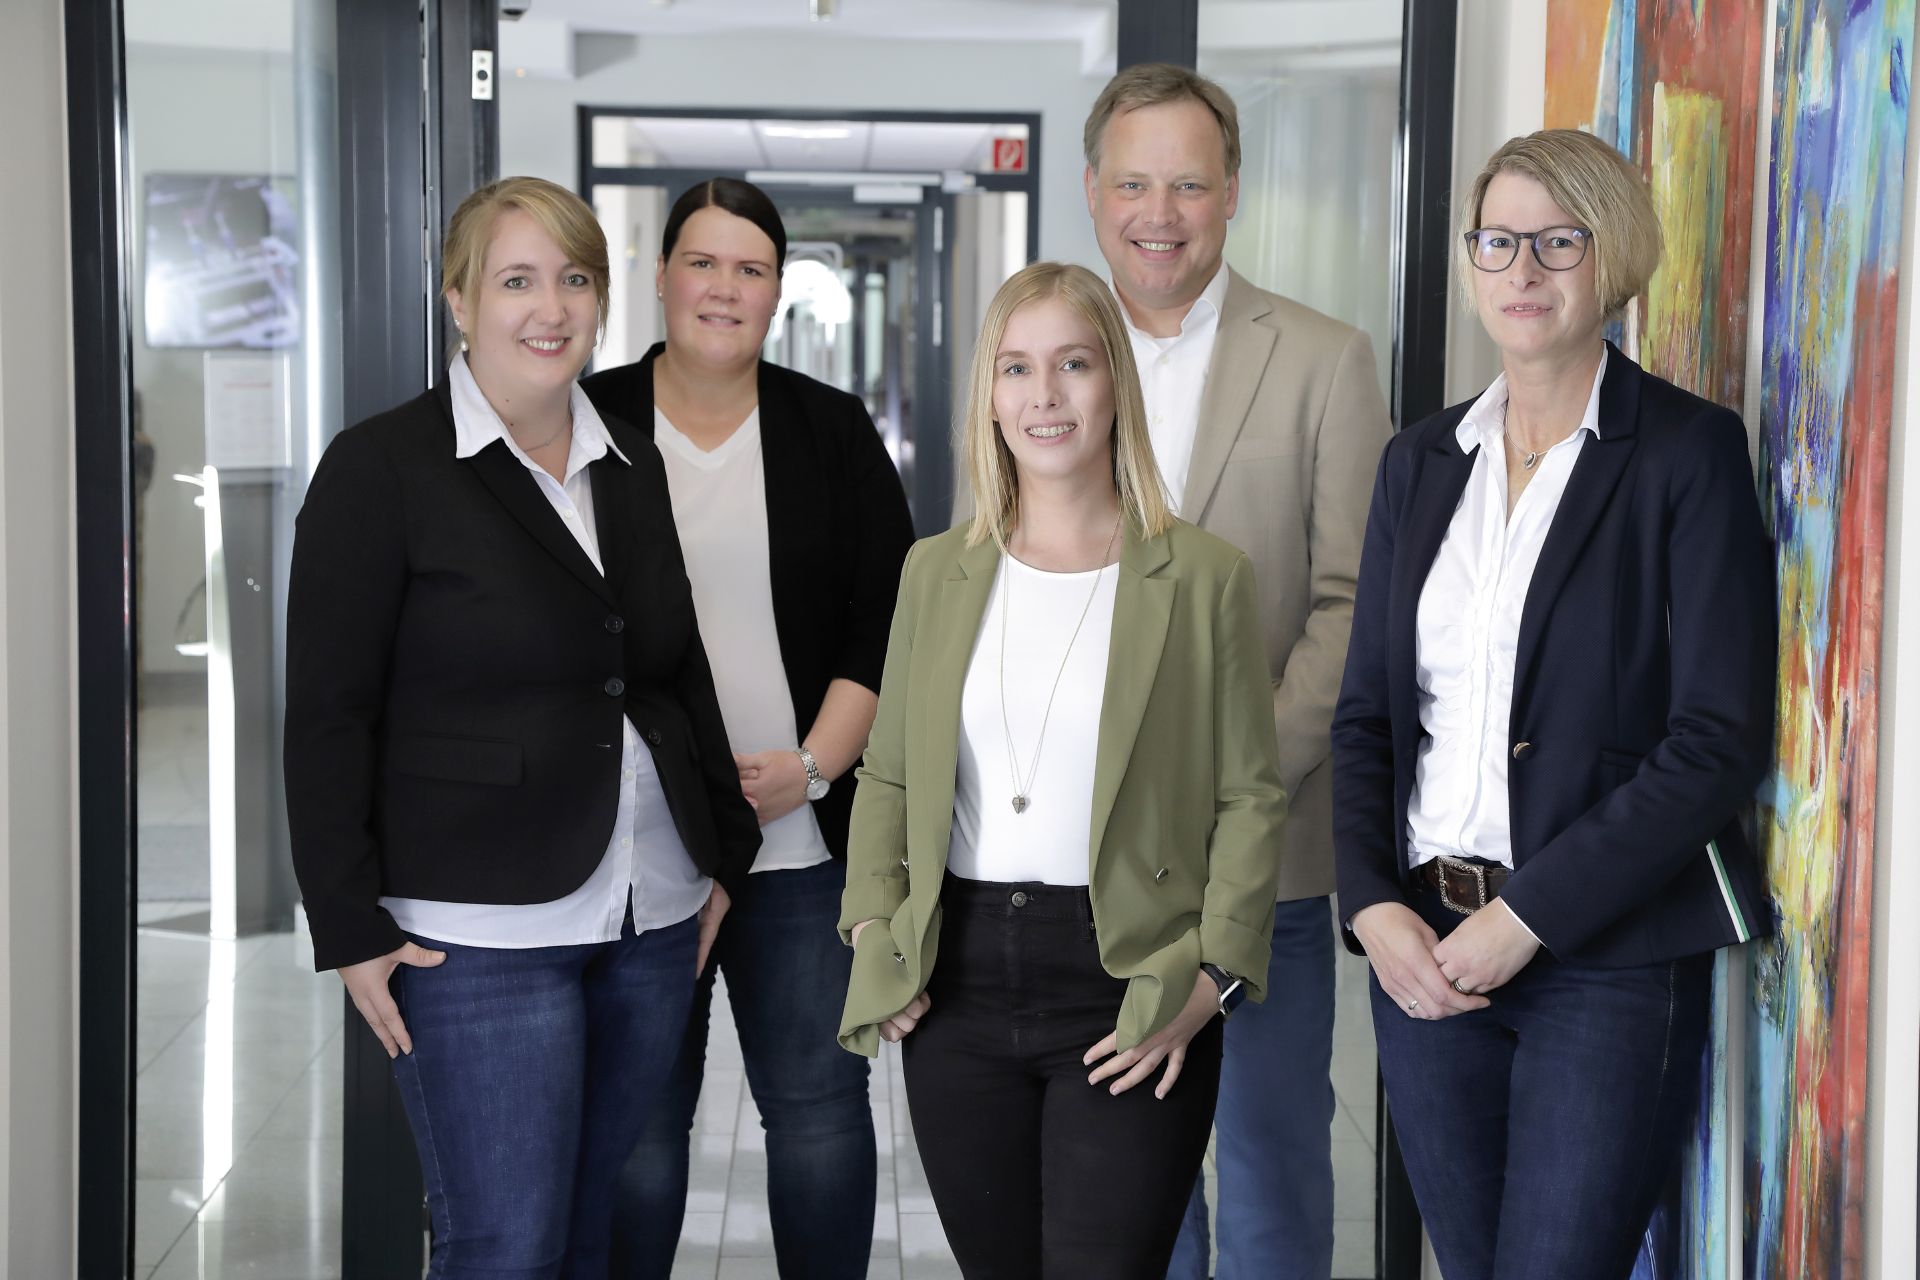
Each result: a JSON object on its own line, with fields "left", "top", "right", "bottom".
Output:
{"left": 838, "top": 262, "right": 1287, "bottom": 1277}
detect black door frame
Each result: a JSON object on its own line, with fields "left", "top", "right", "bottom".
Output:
{"left": 72, "top": 2, "right": 1451, "bottom": 1276}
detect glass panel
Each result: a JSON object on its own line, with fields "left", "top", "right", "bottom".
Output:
{"left": 126, "top": 0, "right": 345, "bottom": 1273}
{"left": 1199, "top": 3, "right": 1405, "bottom": 1275}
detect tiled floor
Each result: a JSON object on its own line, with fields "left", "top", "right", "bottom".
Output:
{"left": 132, "top": 910, "right": 1382, "bottom": 1279}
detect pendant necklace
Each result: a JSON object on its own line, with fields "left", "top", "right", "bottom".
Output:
{"left": 997, "top": 512, "right": 1123, "bottom": 815}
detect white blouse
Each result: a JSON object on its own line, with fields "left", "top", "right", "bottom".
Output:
{"left": 1406, "top": 349, "right": 1607, "bottom": 877}
{"left": 377, "top": 356, "right": 712, "bottom": 948}
{"left": 948, "top": 554, "right": 1119, "bottom": 886}
{"left": 654, "top": 407, "right": 830, "bottom": 873}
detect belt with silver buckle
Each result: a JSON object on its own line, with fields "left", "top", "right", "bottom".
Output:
{"left": 1416, "top": 855, "right": 1510, "bottom": 916}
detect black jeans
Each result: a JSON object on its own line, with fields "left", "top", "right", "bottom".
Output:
{"left": 902, "top": 874, "right": 1223, "bottom": 1279}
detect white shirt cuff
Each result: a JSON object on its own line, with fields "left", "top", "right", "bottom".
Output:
{"left": 1496, "top": 897, "right": 1543, "bottom": 946}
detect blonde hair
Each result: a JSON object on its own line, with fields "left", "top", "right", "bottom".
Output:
{"left": 1458, "top": 129, "right": 1663, "bottom": 316}
{"left": 442, "top": 177, "right": 610, "bottom": 350}
{"left": 963, "top": 262, "right": 1172, "bottom": 548}
{"left": 1084, "top": 63, "right": 1241, "bottom": 178}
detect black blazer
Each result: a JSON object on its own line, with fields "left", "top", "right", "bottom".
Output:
{"left": 1331, "top": 345, "right": 1776, "bottom": 967}
{"left": 580, "top": 345, "right": 915, "bottom": 858}
{"left": 284, "top": 383, "right": 761, "bottom": 971}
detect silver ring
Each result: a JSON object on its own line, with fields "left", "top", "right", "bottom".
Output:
{"left": 1405, "top": 997, "right": 1420, "bottom": 1013}
{"left": 1451, "top": 978, "right": 1470, "bottom": 995}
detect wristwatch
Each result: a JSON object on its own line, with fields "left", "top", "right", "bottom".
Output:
{"left": 1199, "top": 962, "right": 1248, "bottom": 1019}
{"left": 795, "top": 746, "right": 830, "bottom": 801}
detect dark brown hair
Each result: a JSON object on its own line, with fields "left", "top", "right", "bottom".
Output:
{"left": 661, "top": 177, "right": 788, "bottom": 267}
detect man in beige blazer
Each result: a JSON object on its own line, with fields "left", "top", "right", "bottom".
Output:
{"left": 1083, "top": 64, "right": 1391, "bottom": 1279}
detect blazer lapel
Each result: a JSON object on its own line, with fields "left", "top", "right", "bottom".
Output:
{"left": 919, "top": 537, "right": 1000, "bottom": 869}
{"left": 467, "top": 440, "right": 617, "bottom": 607}
{"left": 1512, "top": 349, "right": 1642, "bottom": 703}
{"left": 588, "top": 457, "right": 635, "bottom": 598}
{"left": 1183, "top": 271, "right": 1276, "bottom": 517}
{"left": 1087, "top": 526, "right": 1174, "bottom": 873}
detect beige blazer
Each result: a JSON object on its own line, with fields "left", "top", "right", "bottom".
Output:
{"left": 837, "top": 521, "right": 1288, "bottom": 1058}
{"left": 1184, "top": 271, "right": 1390, "bottom": 901}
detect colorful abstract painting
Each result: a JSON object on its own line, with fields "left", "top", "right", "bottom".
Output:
{"left": 1544, "top": 0, "right": 1767, "bottom": 411}
{"left": 1544, "top": 6, "right": 1768, "bottom": 1277}
{"left": 1747, "top": 3, "right": 1909, "bottom": 1278}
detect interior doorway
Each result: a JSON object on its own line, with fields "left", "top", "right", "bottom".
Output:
{"left": 579, "top": 108, "right": 1040, "bottom": 533}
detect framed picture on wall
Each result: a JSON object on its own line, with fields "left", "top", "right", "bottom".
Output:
{"left": 143, "top": 173, "right": 300, "bottom": 349}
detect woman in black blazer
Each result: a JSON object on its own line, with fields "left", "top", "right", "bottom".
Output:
{"left": 285, "top": 177, "right": 759, "bottom": 1279}
{"left": 1331, "top": 131, "right": 1776, "bottom": 1280}
{"left": 579, "top": 178, "right": 914, "bottom": 1280}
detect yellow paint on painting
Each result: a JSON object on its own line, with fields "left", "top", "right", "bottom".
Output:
{"left": 1645, "top": 85, "right": 1724, "bottom": 390}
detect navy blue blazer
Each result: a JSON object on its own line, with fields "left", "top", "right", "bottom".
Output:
{"left": 1331, "top": 345, "right": 1776, "bottom": 966}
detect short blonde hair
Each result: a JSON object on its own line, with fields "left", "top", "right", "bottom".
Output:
{"left": 1458, "top": 129, "right": 1663, "bottom": 316}
{"left": 1084, "top": 63, "right": 1241, "bottom": 178}
{"left": 963, "top": 262, "right": 1172, "bottom": 548}
{"left": 442, "top": 177, "right": 610, "bottom": 347}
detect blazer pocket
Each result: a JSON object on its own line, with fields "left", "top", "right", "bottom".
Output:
{"left": 385, "top": 733, "right": 523, "bottom": 786}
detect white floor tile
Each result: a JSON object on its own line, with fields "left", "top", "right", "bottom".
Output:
{"left": 670, "top": 1210, "right": 724, "bottom": 1280}
{"left": 134, "top": 1179, "right": 205, "bottom": 1266}
{"left": 718, "top": 1201, "right": 776, "bottom": 1257}
{"left": 897, "top": 1214, "right": 960, "bottom": 1278}
{"left": 150, "top": 1217, "right": 340, "bottom": 1280}
{"left": 198, "top": 1139, "right": 342, "bottom": 1222}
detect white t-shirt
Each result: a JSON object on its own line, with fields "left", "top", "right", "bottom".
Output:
{"left": 948, "top": 554, "right": 1119, "bottom": 886}
{"left": 654, "top": 407, "right": 832, "bottom": 874}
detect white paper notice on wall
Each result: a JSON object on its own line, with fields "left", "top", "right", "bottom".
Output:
{"left": 203, "top": 350, "right": 291, "bottom": 470}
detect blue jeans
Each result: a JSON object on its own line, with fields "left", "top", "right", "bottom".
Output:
{"left": 389, "top": 911, "right": 701, "bottom": 1280}
{"left": 1369, "top": 942, "right": 1713, "bottom": 1280}
{"left": 612, "top": 859, "right": 875, "bottom": 1279}
{"left": 1168, "top": 895, "right": 1336, "bottom": 1280}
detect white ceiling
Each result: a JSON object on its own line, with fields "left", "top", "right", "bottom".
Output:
{"left": 596, "top": 117, "right": 1029, "bottom": 173}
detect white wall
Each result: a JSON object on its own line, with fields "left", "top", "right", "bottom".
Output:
{"left": 0, "top": 0, "right": 77, "bottom": 1275}
{"left": 497, "top": 30, "right": 1108, "bottom": 273}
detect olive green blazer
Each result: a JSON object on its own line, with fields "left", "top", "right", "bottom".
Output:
{"left": 837, "top": 518, "right": 1289, "bottom": 1057}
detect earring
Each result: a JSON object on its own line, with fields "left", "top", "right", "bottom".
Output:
{"left": 457, "top": 326, "right": 469, "bottom": 353}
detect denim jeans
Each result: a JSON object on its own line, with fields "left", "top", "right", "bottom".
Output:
{"left": 903, "top": 874, "right": 1223, "bottom": 1280}
{"left": 1167, "top": 895, "right": 1337, "bottom": 1280}
{"left": 1369, "top": 930, "right": 1713, "bottom": 1280}
{"left": 612, "top": 859, "right": 875, "bottom": 1279}
{"left": 389, "top": 911, "right": 700, "bottom": 1280}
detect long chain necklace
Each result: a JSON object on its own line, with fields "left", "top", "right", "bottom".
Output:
{"left": 997, "top": 512, "right": 1123, "bottom": 815}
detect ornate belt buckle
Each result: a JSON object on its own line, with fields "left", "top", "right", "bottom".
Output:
{"left": 1436, "top": 856, "right": 1488, "bottom": 916}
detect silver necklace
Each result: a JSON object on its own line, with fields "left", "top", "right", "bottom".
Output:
{"left": 1508, "top": 434, "right": 1542, "bottom": 470}
{"left": 997, "top": 513, "right": 1123, "bottom": 815}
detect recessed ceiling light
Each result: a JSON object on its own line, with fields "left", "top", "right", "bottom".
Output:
{"left": 763, "top": 125, "right": 854, "bottom": 140}
{"left": 810, "top": 0, "right": 836, "bottom": 20}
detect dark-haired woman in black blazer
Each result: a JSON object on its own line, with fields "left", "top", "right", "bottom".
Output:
{"left": 583, "top": 178, "right": 914, "bottom": 1280}
{"left": 285, "top": 177, "right": 760, "bottom": 1278}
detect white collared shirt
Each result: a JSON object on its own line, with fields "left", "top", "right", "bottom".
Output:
{"left": 1117, "top": 262, "right": 1231, "bottom": 515}
{"left": 377, "top": 356, "right": 712, "bottom": 948}
{"left": 1405, "top": 349, "right": 1608, "bottom": 879}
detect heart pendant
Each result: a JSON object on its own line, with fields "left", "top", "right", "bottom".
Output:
{"left": 1011, "top": 795, "right": 1028, "bottom": 814}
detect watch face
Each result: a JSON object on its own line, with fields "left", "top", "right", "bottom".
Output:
{"left": 806, "top": 779, "right": 830, "bottom": 801}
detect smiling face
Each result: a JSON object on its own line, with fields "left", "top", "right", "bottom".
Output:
{"left": 656, "top": 205, "right": 782, "bottom": 371}
{"left": 991, "top": 294, "right": 1117, "bottom": 491}
{"left": 445, "top": 207, "right": 597, "bottom": 405}
{"left": 1085, "top": 98, "right": 1238, "bottom": 327}
{"left": 1471, "top": 170, "right": 1607, "bottom": 366}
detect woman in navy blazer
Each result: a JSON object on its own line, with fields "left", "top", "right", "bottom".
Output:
{"left": 1331, "top": 130, "right": 1775, "bottom": 1280}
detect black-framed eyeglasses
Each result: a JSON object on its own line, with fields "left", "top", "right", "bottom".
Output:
{"left": 1463, "top": 226, "right": 1592, "bottom": 272}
